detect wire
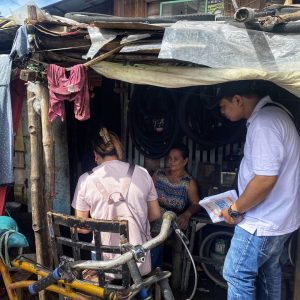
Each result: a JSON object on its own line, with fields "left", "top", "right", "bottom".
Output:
{"left": 174, "top": 229, "right": 197, "bottom": 300}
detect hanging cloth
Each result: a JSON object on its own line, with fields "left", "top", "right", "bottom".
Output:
{"left": 0, "top": 55, "right": 13, "bottom": 185}
{"left": 47, "top": 64, "right": 90, "bottom": 122}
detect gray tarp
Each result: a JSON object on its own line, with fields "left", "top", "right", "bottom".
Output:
{"left": 0, "top": 55, "right": 13, "bottom": 185}
{"left": 92, "top": 61, "right": 300, "bottom": 97}
{"left": 158, "top": 21, "right": 300, "bottom": 72}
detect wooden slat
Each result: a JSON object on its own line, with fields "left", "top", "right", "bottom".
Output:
{"left": 114, "top": 0, "right": 147, "bottom": 17}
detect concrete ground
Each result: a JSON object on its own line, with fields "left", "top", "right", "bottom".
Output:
{"left": 173, "top": 269, "right": 227, "bottom": 300}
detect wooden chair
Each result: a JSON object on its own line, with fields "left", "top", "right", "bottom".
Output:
{"left": 47, "top": 211, "right": 131, "bottom": 289}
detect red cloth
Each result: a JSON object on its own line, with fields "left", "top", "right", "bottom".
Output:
{"left": 0, "top": 186, "right": 8, "bottom": 215}
{"left": 11, "top": 75, "right": 26, "bottom": 133}
{"left": 47, "top": 64, "right": 90, "bottom": 122}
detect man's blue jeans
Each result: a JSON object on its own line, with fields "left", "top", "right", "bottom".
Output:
{"left": 223, "top": 226, "right": 292, "bottom": 300}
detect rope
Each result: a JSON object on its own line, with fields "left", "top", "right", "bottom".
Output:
{"left": 0, "top": 230, "right": 23, "bottom": 267}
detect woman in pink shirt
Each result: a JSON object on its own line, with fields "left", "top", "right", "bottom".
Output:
{"left": 72, "top": 127, "right": 161, "bottom": 276}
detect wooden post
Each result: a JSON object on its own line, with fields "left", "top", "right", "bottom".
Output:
{"left": 38, "top": 83, "right": 55, "bottom": 281}
{"left": 39, "top": 83, "right": 54, "bottom": 216}
{"left": 27, "top": 89, "right": 46, "bottom": 300}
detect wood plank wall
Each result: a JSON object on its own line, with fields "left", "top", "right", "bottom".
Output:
{"left": 114, "top": 0, "right": 147, "bottom": 17}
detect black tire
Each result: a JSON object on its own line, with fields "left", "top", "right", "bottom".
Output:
{"left": 178, "top": 87, "right": 246, "bottom": 149}
{"left": 199, "top": 229, "right": 233, "bottom": 288}
{"left": 128, "top": 85, "right": 181, "bottom": 159}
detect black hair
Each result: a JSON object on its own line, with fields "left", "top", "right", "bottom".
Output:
{"left": 169, "top": 143, "right": 189, "bottom": 159}
{"left": 216, "top": 80, "right": 268, "bottom": 101}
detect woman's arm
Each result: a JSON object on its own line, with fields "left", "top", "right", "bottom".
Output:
{"left": 75, "top": 209, "right": 91, "bottom": 234}
{"left": 147, "top": 200, "right": 161, "bottom": 222}
{"left": 177, "top": 179, "right": 200, "bottom": 230}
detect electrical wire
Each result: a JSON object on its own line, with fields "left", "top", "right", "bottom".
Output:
{"left": 174, "top": 229, "right": 197, "bottom": 300}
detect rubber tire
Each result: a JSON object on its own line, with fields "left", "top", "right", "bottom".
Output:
{"left": 199, "top": 230, "right": 233, "bottom": 288}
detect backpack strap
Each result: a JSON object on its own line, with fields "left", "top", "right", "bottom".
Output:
{"left": 90, "top": 164, "right": 135, "bottom": 202}
{"left": 262, "top": 102, "right": 299, "bottom": 136}
{"left": 121, "top": 163, "right": 135, "bottom": 201}
{"left": 89, "top": 164, "right": 151, "bottom": 240}
{"left": 262, "top": 102, "right": 295, "bottom": 120}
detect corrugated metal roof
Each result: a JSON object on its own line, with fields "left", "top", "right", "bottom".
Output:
{"left": 42, "top": 0, "right": 112, "bottom": 17}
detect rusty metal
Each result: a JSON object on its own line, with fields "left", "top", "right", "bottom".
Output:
{"left": 9, "top": 281, "right": 89, "bottom": 300}
{"left": 0, "top": 259, "right": 18, "bottom": 300}
{"left": 47, "top": 212, "right": 131, "bottom": 289}
{"left": 11, "top": 258, "right": 108, "bottom": 298}
{"left": 259, "top": 10, "right": 300, "bottom": 31}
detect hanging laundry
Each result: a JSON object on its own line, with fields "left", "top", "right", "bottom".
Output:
{"left": 47, "top": 64, "right": 90, "bottom": 122}
{"left": 11, "top": 73, "right": 26, "bottom": 134}
{"left": 9, "top": 25, "right": 31, "bottom": 61}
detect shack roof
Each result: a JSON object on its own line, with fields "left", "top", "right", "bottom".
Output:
{"left": 6, "top": 4, "right": 300, "bottom": 97}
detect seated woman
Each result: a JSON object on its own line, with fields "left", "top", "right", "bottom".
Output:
{"left": 151, "top": 143, "right": 200, "bottom": 287}
{"left": 71, "top": 127, "right": 161, "bottom": 277}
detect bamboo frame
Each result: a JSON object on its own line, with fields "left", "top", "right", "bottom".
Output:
{"left": 39, "top": 83, "right": 54, "bottom": 217}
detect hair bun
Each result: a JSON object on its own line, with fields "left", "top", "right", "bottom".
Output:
{"left": 99, "top": 127, "right": 111, "bottom": 144}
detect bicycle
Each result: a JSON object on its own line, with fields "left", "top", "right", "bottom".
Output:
{"left": 1, "top": 211, "right": 197, "bottom": 300}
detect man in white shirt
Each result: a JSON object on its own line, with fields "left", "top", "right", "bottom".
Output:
{"left": 218, "top": 80, "right": 300, "bottom": 300}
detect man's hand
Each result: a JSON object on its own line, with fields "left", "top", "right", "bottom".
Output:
{"left": 220, "top": 207, "right": 243, "bottom": 225}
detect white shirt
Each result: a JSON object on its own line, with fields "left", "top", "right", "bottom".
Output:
{"left": 238, "top": 96, "right": 300, "bottom": 236}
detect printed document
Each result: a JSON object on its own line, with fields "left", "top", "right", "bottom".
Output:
{"left": 199, "top": 190, "right": 238, "bottom": 223}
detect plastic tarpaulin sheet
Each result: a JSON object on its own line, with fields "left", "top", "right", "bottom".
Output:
{"left": 158, "top": 21, "right": 300, "bottom": 72}
{"left": 0, "top": 55, "right": 13, "bottom": 185}
{"left": 91, "top": 61, "right": 300, "bottom": 97}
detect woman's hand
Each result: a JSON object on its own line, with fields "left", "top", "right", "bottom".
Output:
{"left": 177, "top": 211, "right": 192, "bottom": 230}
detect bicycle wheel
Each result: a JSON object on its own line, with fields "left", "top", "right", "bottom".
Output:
{"left": 199, "top": 230, "right": 233, "bottom": 288}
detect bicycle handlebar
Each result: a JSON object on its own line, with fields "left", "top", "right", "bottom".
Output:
{"left": 71, "top": 211, "right": 176, "bottom": 270}
{"left": 28, "top": 267, "right": 61, "bottom": 295}
{"left": 27, "top": 211, "right": 176, "bottom": 294}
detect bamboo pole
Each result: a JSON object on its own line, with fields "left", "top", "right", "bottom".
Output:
{"left": 38, "top": 83, "right": 55, "bottom": 280}
{"left": 27, "top": 89, "right": 46, "bottom": 300}
{"left": 39, "top": 83, "right": 54, "bottom": 216}
{"left": 83, "top": 44, "right": 126, "bottom": 68}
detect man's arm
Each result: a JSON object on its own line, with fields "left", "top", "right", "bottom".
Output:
{"left": 221, "top": 174, "right": 277, "bottom": 224}
{"left": 147, "top": 200, "right": 161, "bottom": 222}
{"left": 75, "top": 209, "right": 91, "bottom": 234}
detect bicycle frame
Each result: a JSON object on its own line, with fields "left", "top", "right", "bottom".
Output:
{"left": 0, "top": 211, "right": 176, "bottom": 300}
{"left": 1, "top": 257, "right": 112, "bottom": 300}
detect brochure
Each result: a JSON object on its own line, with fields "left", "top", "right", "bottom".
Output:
{"left": 199, "top": 190, "right": 238, "bottom": 223}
